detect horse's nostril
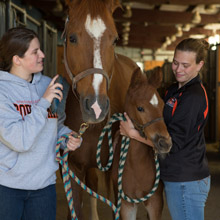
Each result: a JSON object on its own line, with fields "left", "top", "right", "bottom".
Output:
{"left": 84, "top": 98, "right": 90, "bottom": 111}
{"left": 155, "top": 137, "right": 171, "bottom": 154}
{"left": 158, "top": 138, "right": 165, "bottom": 148}
{"left": 105, "top": 98, "right": 110, "bottom": 111}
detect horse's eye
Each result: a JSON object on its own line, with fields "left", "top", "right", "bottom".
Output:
{"left": 137, "top": 106, "right": 144, "bottom": 112}
{"left": 69, "top": 34, "right": 77, "bottom": 44}
{"left": 113, "top": 37, "right": 119, "bottom": 45}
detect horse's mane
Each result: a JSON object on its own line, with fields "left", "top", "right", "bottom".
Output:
{"left": 68, "top": 0, "right": 117, "bottom": 22}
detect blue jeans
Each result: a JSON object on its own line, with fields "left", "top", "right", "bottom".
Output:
{"left": 163, "top": 176, "right": 210, "bottom": 220}
{"left": 0, "top": 184, "right": 56, "bottom": 220}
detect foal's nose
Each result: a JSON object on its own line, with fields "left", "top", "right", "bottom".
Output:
{"left": 154, "top": 135, "right": 172, "bottom": 154}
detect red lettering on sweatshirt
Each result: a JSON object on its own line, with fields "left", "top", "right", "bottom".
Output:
{"left": 14, "top": 103, "right": 57, "bottom": 119}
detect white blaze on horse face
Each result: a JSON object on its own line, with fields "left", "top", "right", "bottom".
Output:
{"left": 150, "top": 93, "right": 159, "bottom": 106}
{"left": 85, "top": 14, "right": 106, "bottom": 119}
{"left": 85, "top": 14, "right": 106, "bottom": 95}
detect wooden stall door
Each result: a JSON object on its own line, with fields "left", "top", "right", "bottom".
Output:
{"left": 217, "top": 47, "right": 220, "bottom": 144}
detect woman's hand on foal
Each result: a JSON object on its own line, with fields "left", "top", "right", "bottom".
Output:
{"left": 120, "top": 112, "right": 153, "bottom": 147}
{"left": 120, "top": 112, "right": 138, "bottom": 138}
{"left": 66, "top": 131, "right": 82, "bottom": 151}
{"left": 43, "top": 75, "right": 63, "bottom": 103}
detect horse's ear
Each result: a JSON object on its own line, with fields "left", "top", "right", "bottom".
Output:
{"left": 65, "top": 0, "right": 78, "bottom": 7}
{"left": 106, "top": 0, "right": 122, "bottom": 14}
{"left": 129, "top": 67, "right": 145, "bottom": 88}
{"left": 147, "top": 66, "right": 163, "bottom": 89}
{"left": 65, "top": 0, "right": 72, "bottom": 6}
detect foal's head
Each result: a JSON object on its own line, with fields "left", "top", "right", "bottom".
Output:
{"left": 64, "top": 0, "right": 120, "bottom": 123}
{"left": 125, "top": 67, "right": 172, "bottom": 154}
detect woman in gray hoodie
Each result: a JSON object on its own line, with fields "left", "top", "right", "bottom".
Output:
{"left": 0, "top": 27, "right": 81, "bottom": 220}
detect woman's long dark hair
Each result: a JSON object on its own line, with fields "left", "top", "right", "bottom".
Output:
{"left": 0, "top": 27, "right": 38, "bottom": 72}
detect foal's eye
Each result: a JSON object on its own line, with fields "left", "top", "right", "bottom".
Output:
{"left": 137, "top": 106, "right": 144, "bottom": 112}
{"left": 69, "top": 34, "right": 77, "bottom": 44}
{"left": 113, "top": 37, "right": 119, "bottom": 46}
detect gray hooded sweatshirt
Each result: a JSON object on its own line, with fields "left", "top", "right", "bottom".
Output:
{"left": 0, "top": 71, "right": 71, "bottom": 190}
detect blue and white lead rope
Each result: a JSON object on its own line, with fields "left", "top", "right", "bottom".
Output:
{"left": 56, "top": 113, "right": 160, "bottom": 220}
{"left": 96, "top": 113, "right": 160, "bottom": 214}
{"left": 56, "top": 134, "right": 120, "bottom": 220}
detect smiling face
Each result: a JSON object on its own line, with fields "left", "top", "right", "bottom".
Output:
{"left": 172, "top": 50, "right": 204, "bottom": 88}
{"left": 19, "top": 38, "right": 45, "bottom": 74}
{"left": 10, "top": 37, "right": 45, "bottom": 81}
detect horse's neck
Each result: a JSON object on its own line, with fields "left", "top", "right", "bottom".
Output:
{"left": 108, "top": 54, "right": 138, "bottom": 114}
{"left": 126, "top": 140, "right": 155, "bottom": 169}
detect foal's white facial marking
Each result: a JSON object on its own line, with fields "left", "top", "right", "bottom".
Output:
{"left": 150, "top": 94, "right": 159, "bottom": 106}
{"left": 85, "top": 14, "right": 106, "bottom": 119}
{"left": 85, "top": 14, "right": 106, "bottom": 94}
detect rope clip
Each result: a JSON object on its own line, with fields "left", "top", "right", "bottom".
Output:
{"left": 72, "top": 122, "right": 89, "bottom": 138}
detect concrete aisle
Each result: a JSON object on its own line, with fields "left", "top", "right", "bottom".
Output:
{"left": 56, "top": 144, "right": 220, "bottom": 220}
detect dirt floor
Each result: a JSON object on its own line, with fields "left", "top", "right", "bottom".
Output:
{"left": 56, "top": 143, "right": 220, "bottom": 220}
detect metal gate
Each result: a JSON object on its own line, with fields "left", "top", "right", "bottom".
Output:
{"left": 0, "top": 1, "right": 6, "bottom": 38}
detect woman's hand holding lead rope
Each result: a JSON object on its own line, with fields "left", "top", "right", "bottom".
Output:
{"left": 67, "top": 131, "right": 82, "bottom": 151}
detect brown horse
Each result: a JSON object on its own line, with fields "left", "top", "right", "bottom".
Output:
{"left": 62, "top": 0, "right": 139, "bottom": 219}
{"left": 110, "top": 67, "right": 172, "bottom": 220}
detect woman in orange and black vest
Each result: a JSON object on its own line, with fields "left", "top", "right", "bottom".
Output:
{"left": 120, "top": 38, "right": 210, "bottom": 220}
{"left": 159, "top": 38, "right": 210, "bottom": 220}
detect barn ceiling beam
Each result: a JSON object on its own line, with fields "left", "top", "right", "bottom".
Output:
{"left": 114, "top": 8, "right": 220, "bottom": 25}
{"left": 127, "top": 28, "right": 214, "bottom": 43}
{"left": 20, "top": 0, "right": 220, "bottom": 52}
{"left": 122, "top": 0, "right": 220, "bottom": 5}
{"left": 118, "top": 26, "right": 218, "bottom": 50}
{"left": 123, "top": 26, "right": 215, "bottom": 37}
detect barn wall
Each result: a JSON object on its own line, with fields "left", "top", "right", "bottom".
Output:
{"left": 0, "top": 2, "right": 6, "bottom": 38}
{"left": 57, "top": 45, "right": 67, "bottom": 77}
{"left": 217, "top": 47, "right": 220, "bottom": 144}
{"left": 144, "top": 60, "right": 164, "bottom": 71}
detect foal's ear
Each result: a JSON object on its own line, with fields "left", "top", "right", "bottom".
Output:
{"left": 129, "top": 67, "right": 145, "bottom": 88}
{"left": 106, "top": 0, "right": 122, "bottom": 13}
{"left": 147, "top": 66, "right": 163, "bottom": 89}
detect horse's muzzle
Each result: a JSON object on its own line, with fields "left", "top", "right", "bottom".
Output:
{"left": 80, "top": 95, "right": 109, "bottom": 123}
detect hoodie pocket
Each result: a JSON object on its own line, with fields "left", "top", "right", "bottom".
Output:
{"left": 0, "top": 150, "right": 19, "bottom": 173}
